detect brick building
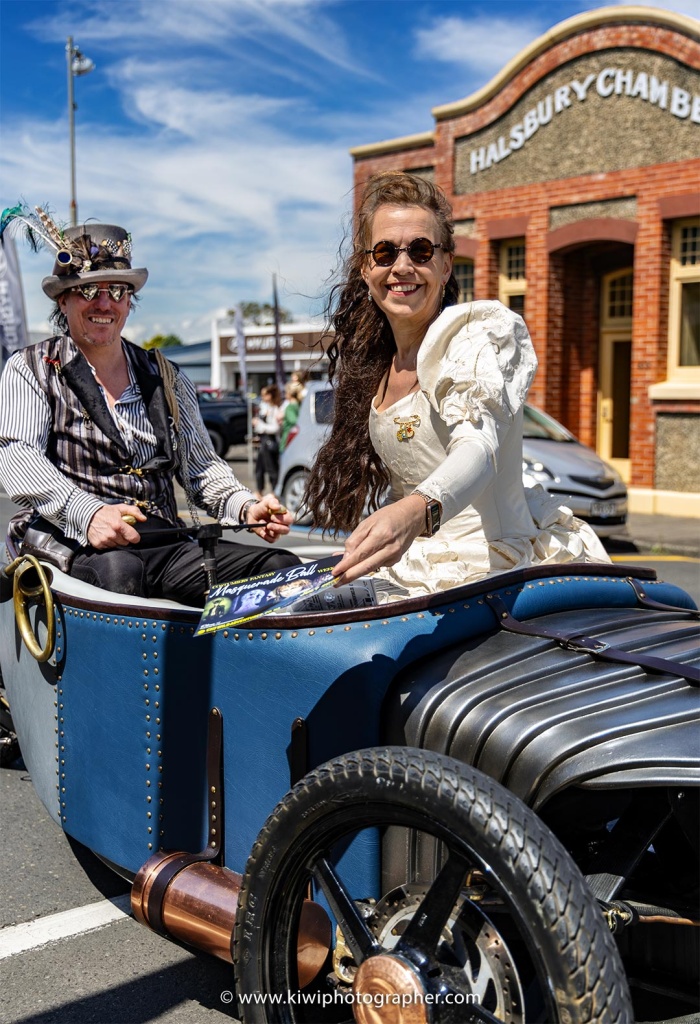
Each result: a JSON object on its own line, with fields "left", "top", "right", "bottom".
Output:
{"left": 351, "top": 6, "right": 699, "bottom": 515}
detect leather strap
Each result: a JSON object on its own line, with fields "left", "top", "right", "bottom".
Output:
{"left": 625, "top": 576, "right": 700, "bottom": 618}
{"left": 485, "top": 593, "right": 700, "bottom": 686}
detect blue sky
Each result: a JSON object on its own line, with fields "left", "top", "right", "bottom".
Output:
{"left": 2, "top": 0, "right": 698, "bottom": 344}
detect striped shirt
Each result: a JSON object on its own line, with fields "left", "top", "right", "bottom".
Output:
{"left": 0, "top": 336, "right": 253, "bottom": 545}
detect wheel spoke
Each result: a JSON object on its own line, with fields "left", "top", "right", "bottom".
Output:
{"left": 312, "top": 853, "right": 382, "bottom": 964}
{"left": 433, "top": 965, "right": 504, "bottom": 1024}
{"left": 395, "top": 848, "right": 470, "bottom": 956}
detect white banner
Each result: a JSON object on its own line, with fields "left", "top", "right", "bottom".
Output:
{"left": 0, "top": 234, "right": 29, "bottom": 361}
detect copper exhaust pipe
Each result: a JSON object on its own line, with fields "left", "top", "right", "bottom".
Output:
{"left": 132, "top": 851, "right": 331, "bottom": 985}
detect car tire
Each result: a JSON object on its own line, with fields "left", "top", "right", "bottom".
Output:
{"left": 233, "top": 746, "right": 632, "bottom": 1023}
{"left": 206, "top": 428, "right": 226, "bottom": 458}
{"left": 281, "top": 470, "right": 312, "bottom": 526}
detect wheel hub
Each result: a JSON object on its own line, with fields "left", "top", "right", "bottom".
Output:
{"left": 352, "top": 953, "right": 430, "bottom": 1024}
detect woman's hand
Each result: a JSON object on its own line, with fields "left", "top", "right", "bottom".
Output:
{"left": 331, "top": 495, "right": 427, "bottom": 585}
{"left": 87, "top": 504, "right": 147, "bottom": 550}
{"left": 245, "top": 493, "right": 294, "bottom": 543}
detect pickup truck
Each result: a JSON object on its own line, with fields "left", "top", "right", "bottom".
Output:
{"left": 196, "top": 390, "right": 248, "bottom": 456}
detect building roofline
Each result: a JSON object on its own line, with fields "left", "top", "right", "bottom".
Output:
{"left": 431, "top": 5, "right": 700, "bottom": 121}
{"left": 349, "top": 130, "right": 435, "bottom": 159}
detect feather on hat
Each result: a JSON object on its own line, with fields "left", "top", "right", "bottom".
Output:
{"left": 0, "top": 203, "right": 148, "bottom": 299}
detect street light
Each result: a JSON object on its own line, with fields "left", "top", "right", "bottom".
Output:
{"left": 66, "top": 36, "right": 95, "bottom": 227}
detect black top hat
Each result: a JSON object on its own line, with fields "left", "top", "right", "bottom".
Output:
{"left": 42, "top": 223, "right": 148, "bottom": 299}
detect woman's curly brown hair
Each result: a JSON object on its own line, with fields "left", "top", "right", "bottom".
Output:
{"left": 304, "top": 171, "right": 459, "bottom": 535}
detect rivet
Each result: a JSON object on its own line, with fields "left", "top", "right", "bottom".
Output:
{"left": 154, "top": 702, "right": 159, "bottom": 708}
{"left": 248, "top": 633, "right": 254, "bottom": 640}
{"left": 463, "top": 604, "right": 470, "bottom": 609}
{"left": 145, "top": 699, "right": 150, "bottom": 705}
{"left": 155, "top": 684, "right": 160, "bottom": 691}
{"left": 326, "top": 628, "right": 333, "bottom": 634}
{"left": 364, "top": 624, "right": 370, "bottom": 629}
{"left": 157, "top": 750, "right": 162, "bottom": 757}
{"left": 146, "top": 714, "right": 151, "bottom": 721}
{"left": 448, "top": 608, "right": 455, "bottom": 613}
{"left": 152, "top": 636, "right": 157, "bottom": 642}
{"left": 156, "top": 735, "right": 161, "bottom": 741}
{"left": 234, "top": 633, "right": 240, "bottom": 640}
{"left": 147, "top": 827, "right": 152, "bottom": 834}
{"left": 261, "top": 632, "right": 267, "bottom": 640}
{"left": 121, "top": 619, "right": 125, "bottom": 625}
{"left": 211, "top": 786, "right": 216, "bottom": 794}
{"left": 210, "top": 841, "right": 216, "bottom": 848}
{"left": 60, "top": 717, "right": 64, "bottom": 723}
{"left": 61, "top": 773, "right": 65, "bottom": 779}
{"left": 146, "top": 781, "right": 151, "bottom": 787}
{"left": 344, "top": 626, "right": 351, "bottom": 631}
{"left": 417, "top": 614, "right": 424, "bottom": 619}
{"left": 153, "top": 653, "right": 158, "bottom": 660}
{"left": 158, "top": 765, "right": 163, "bottom": 772}
{"left": 148, "top": 843, "right": 153, "bottom": 850}
{"left": 128, "top": 621, "right": 133, "bottom": 627}
{"left": 158, "top": 782, "right": 162, "bottom": 788}
{"left": 161, "top": 624, "right": 166, "bottom": 631}
{"left": 147, "top": 796, "right": 152, "bottom": 803}
{"left": 154, "top": 668, "right": 159, "bottom": 675}
{"left": 63, "top": 816, "right": 67, "bottom": 823}
{"left": 142, "top": 654, "right": 148, "bottom": 660}
{"left": 144, "top": 670, "right": 149, "bottom": 677}
{"left": 401, "top": 617, "right": 408, "bottom": 622}
{"left": 156, "top": 718, "right": 161, "bottom": 724}
{"left": 146, "top": 731, "right": 151, "bottom": 738}
{"left": 291, "top": 632, "right": 298, "bottom": 638}
{"left": 222, "top": 630, "right": 228, "bottom": 638}
{"left": 144, "top": 683, "right": 148, "bottom": 690}
{"left": 146, "top": 764, "right": 151, "bottom": 770}
{"left": 275, "top": 633, "right": 282, "bottom": 640}
{"left": 147, "top": 748, "right": 151, "bottom": 755}
{"left": 142, "top": 634, "right": 147, "bottom": 640}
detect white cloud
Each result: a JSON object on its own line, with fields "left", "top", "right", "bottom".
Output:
{"left": 414, "top": 14, "right": 547, "bottom": 76}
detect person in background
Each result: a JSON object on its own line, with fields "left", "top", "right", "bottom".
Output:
{"left": 279, "top": 381, "right": 304, "bottom": 451}
{"left": 305, "top": 171, "right": 609, "bottom": 597}
{"left": 253, "top": 384, "right": 282, "bottom": 496}
{"left": 0, "top": 210, "right": 299, "bottom": 606}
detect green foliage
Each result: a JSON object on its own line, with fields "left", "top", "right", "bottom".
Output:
{"left": 229, "top": 302, "right": 292, "bottom": 325}
{"left": 142, "top": 333, "right": 184, "bottom": 350}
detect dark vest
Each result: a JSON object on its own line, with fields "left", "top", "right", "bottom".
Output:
{"left": 21, "top": 336, "right": 180, "bottom": 526}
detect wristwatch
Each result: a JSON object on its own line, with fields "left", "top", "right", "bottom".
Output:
{"left": 413, "top": 490, "right": 442, "bottom": 537}
{"left": 239, "top": 498, "right": 258, "bottom": 523}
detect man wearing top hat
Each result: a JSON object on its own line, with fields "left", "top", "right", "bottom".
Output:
{"left": 0, "top": 216, "right": 299, "bottom": 605}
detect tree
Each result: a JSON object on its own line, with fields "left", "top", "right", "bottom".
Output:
{"left": 142, "top": 333, "right": 184, "bottom": 350}
{"left": 228, "top": 302, "right": 292, "bottom": 325}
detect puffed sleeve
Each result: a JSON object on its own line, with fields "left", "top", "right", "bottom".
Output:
{"left": 414, "top": 301, "right": 538, "bottom": 521}
{"left": 419, "top": 300, "right": 537, "bottom": 435}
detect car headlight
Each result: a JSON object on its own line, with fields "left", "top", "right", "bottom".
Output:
{"left": 522, "top": 457, "right": 554, "bottom": 482}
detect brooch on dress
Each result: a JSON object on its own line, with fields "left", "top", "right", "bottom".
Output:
{"left": 394, "top": 415, "right": 421, "bottom": 442}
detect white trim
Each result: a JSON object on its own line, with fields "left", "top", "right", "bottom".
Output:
{"left": 629, "top": 487, "right": 700, "bottom": 516}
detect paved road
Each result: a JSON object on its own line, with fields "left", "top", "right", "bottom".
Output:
{"left": 1, "top": 476, "right": 698, "bottom": 1024}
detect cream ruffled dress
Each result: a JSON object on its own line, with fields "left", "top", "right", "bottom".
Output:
{"left": 371, "top": 301, "right": 609, "bottom": 598}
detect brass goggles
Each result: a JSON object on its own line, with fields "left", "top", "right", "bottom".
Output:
{"left": 70, "top": 283, "right": 134, "bottom": 302}
{"left": 365, "top": 237, "right": 444, "bottom": 267}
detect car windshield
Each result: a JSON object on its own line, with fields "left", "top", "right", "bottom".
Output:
{"left": 314, "top": 389, "right": 335, "bottom": 425}
{"left": 523, "top": 405, "right": 574, "bottom": 442}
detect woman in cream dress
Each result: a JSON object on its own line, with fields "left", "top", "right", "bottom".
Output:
{"left": 305, "top": 172, "right": 608, "bottom": 597}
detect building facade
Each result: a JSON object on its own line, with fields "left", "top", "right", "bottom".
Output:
{"left": 351, "top": 6, "right": 699, "bottom": 515}
{"left": 210, "top": 321, "right": 329, "bottom": 396}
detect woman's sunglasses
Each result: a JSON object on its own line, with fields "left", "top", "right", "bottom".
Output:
{"left": 365, "top": 237, "right": 444, "bottom": 267}
{"left": 70, "top": 283, "right": 134, "bottom": 301}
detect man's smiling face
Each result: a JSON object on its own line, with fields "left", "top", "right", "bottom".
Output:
{"left": 58, "top": 283, "right": 132, "bottom": 353}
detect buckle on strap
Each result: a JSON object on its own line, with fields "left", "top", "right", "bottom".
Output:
{"left": 563, "top": 636, "right": 610, "bottom": 654}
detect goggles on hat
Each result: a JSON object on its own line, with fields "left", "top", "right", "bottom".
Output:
{"left": 69, "top": 283, "right": 134, "bottom": 302}
{"left": 364, "top": 237, "right": 444, "bottom": 267}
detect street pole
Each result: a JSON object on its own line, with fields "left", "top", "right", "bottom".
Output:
{"left": 66, "top": 37, "right": 77, "bottom": 226}
{"left": 66, "top": 38, "right": 94, "bottom": 228}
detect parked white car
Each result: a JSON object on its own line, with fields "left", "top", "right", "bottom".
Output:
{"left": 279, "top": 382, "right": 627, "bottom": 537}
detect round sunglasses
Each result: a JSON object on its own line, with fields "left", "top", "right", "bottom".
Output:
{"left": 364, "top": 237, "right": 444, "bottom": 267}
{"left": 70, "top": 283, "right": 134, "bottom": 302}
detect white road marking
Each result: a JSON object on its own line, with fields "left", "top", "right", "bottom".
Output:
{"left": 0, "top": 893, "right": 132, "bottom": 960}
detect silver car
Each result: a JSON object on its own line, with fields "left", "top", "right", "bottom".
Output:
{"left": 279, "top": 382, "right": 627, "bottom": 536}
